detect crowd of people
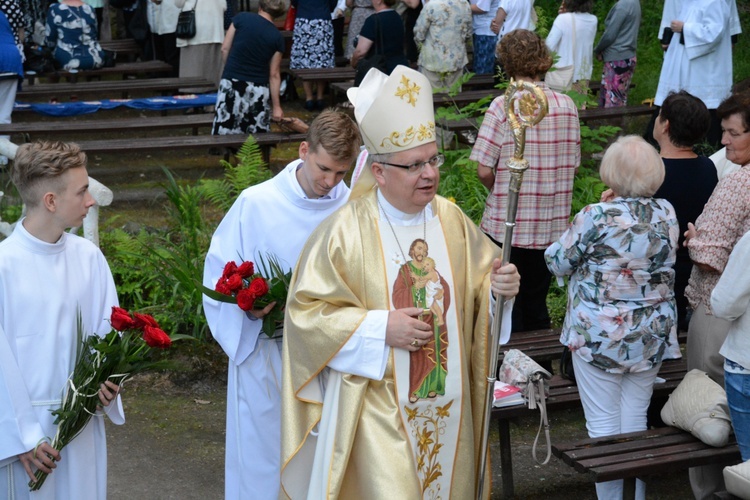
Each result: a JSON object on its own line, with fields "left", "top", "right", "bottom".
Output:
{"left": 2, "top": 0, "right": 750, "bottom": 499}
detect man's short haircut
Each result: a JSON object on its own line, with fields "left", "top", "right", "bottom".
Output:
{"left": 600, "top": 135, "right": 665, "bottom": 198}
{"left": 259, "top": 0, "right": 287, "bottom": 20}
{"left": 497, "top": 29, "right": 553, "bottom": 79}
{"left": 659, "top": 91, "right": 710, "bottom": 148}
{"left": 563, "top": 0, "right": 593, "bottom": 13}
{"left": 306, "top": 109, "right": 362, "bottom": 162}
{"left": 717, "top": 91, "right": 750, "bottom": 133}
{"left": 11, "top": 140, "right": 87, "bottom": 208}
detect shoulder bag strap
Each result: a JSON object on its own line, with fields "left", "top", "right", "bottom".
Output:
{"left": 182, "top": 0, "right": 198, "bottom": 13}
{"left": 531, "top": 379, "right": 552, "bottom": 465}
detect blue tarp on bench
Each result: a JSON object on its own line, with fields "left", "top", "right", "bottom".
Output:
{"left": 14, "top": 93, "right": 218, "bottom": 117}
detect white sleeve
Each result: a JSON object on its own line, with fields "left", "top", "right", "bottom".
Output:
{"left": 711, "top": 231, "right": 750, "bottom": 321}
{"left": 489, "top": 292, "right": 514, "bottom": 345}
{"left": 683, "top": 1, "right": 729, "bottom": 60}
{"left": 0, "top": 322, "right": 46, "bottom": 464}
{"left": 203, "top": 194, "right": 263, "bottom": 365}
{"left": 327, "top": 310, "right": 390, "bottom": 380}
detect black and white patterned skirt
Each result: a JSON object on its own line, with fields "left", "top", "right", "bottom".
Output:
{"left": 289, "top": 18, "right": 335, "bottom": 70}
{"left": 212, "top": 78, "right": 271, "bottom": 136}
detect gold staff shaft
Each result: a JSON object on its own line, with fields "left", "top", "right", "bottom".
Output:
{"left": 476, "top": 79, "right": 548, "bottom": 500}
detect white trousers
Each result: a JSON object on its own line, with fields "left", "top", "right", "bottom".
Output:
{"left": 573, "top": 354, "right": 660, "bottom": 500}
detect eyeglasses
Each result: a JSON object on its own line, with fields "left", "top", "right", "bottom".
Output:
{"left": 379, "top": 154, "right": 445, "bottom": 174}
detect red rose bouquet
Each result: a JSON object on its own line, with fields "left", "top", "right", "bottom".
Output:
{"left": 202, "top": 255, "right": 291, "bottom": 338}
{"left": 30, "top": 307, "right": 184, "bottom": 491}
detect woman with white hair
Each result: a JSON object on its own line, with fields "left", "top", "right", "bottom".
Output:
{"left": 545, "top": 135, "right": 679, "bottom": 500}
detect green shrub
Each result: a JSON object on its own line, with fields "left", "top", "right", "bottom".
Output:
{"left": 102, "top": 135, "right": 270, "bottom": 341}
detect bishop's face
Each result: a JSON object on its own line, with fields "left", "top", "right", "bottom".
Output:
{"left": 373, "top": 142, "right": 440, "bottom": 214}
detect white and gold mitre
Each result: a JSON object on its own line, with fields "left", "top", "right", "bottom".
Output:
{"left": 347, "top": 65, "right": 436, "bottom": 155}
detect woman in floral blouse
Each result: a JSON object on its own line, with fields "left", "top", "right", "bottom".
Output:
{"left": 545, "top": 135, "right": 679, "bottom": 500}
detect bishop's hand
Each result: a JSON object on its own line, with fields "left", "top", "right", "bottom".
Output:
{"left": 386, "top": 307, "right": 433, "bottom": 352}
{"left": 491, "top": 259, "right": 520, "bottom": 299}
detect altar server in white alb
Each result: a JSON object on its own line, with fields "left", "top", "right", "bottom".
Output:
{"left": 202, "top": 109, "right": 361, "bottom": 500}
{"left": 655, "top": 0, "right": 736, "bottom": 147}
{"left": 0, "top": 140, "right": 122, "bottom": 499}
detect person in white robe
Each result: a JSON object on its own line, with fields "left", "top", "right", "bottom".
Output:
{"left": 655, "top": 0, "right": 734, "bottom": 147}
{"left": 0, "top": 140, "right": 122, "bottom": 500}
{"left": 279, "top": 66, "right": 520, "bottom": 499}
{"left": 202, "top": 109, "right": 361, "bottom": 500}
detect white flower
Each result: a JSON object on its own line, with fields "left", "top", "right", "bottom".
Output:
{"left": 599, "top": 305, "right": 632, "bottom": 341}
{"left": 391, "top": 252, "right": 405, "bottom": 267}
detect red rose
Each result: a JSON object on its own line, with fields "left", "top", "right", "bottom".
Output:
{"left": 110, "top": 306, "right": 136, "bottom": 331}
{"left": 248, "top": 277, "right": 269, "bottom": 298}
{"left": 133, "top": 312, "right": 159, "bottom": 329}
{"left": 215, "top": 282, "right": 232, "bottom": 296}
{"left": 222, "top": 261, "right": 238, "bottom": 278}
{"left": 142, "top": 325, "right": 172, "bottom": 349}
{"left": 226, "top": 273, "right": 244, "bottom": 292}
{"left": 237, "top": 261, "right": 254, "bottom": 278}
{"left": 236, "top": 288, "right": 255, "bottom": 311}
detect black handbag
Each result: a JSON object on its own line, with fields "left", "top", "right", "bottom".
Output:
{"left": 23, "top": 42, "right": 58, "bottom": 74}
{"left": 175, "top": 1, "right": 197, "bottom": 40}
{"left": 354, "top": 15, "right": 386, "bottom": 86}
{"left": 559, "top": 345, "right": 576, "bottom": 383}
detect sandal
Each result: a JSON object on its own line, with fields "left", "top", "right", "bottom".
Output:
{"left": 273, "top": 117, "right": 309, "bottom": 134}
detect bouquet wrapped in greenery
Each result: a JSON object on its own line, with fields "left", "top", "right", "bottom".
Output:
{"left": 202, "top": 255, "right": 291, "bottom": 338}
{"left": 30, "top": 307, "right": 180, "bottom": 491}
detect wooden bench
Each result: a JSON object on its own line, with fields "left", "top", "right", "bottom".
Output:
{"left": 73, "top": 131, "right": 306, "bottom": 163}
{"left": 578, "top": 104, "right": 655, "bottom": 124}
{"left": 0, "top": 113, "right": 216, "bottom": 140}
{"left": 433, "top": 88, "right": 504, "bottom": 108}
{"left": 25, "top": 60, "right": 174, "bottom": 85}
{"left": 552, "top": 427, "right": 741, "bottom": 499}
{"left": 433, "top": 102, "right": 655, "bottom": 146}
{"left": 289, "top": 67, "right": 356, "bottom": 86}
{"left": 99, "top": 38, "right": 142, "bottom": 62}
{"left": 491, "top": 355, "right": 688, "bottom": 498}
{"left": 330, "top": 73, "right": 500, "bottom": 105}
{"left": 17, "top": 77, "right": 215, "bottom": 101}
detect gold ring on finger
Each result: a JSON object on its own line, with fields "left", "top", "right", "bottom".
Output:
{"left": 410, "top": 339, "right": 419, "bottom": 348}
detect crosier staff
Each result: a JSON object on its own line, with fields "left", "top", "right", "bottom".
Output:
{"left": 476, "top": 79, "right": 548, "bottom": 500}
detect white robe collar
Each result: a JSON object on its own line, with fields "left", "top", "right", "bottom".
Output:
{"left": 376, "top": 189, "right": 435, "bottom": 225}
{"left": 13, "top": 219, "right": 67, "bottom": 254}
{"left": 282, "top": 159, "right": 350, "bottom": 208}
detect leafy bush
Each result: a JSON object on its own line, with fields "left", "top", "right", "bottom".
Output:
{"left": 200, "top": 137, "right": 270, "bottom": 212}
{"left": 102, "top": 135, "right": 270, "bottom": 341}
{"left": 437, "top": 150, "right": 489, "bottom": 225}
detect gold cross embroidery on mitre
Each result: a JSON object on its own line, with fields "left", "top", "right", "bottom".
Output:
{"left": 395, "top": 75, "right": 421, "bottom": 107}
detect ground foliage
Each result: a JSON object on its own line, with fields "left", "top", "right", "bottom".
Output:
{"left": 101, "top": 136, "right": 269, "bottom": 341}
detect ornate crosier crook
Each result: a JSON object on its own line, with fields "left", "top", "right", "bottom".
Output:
{"left": 476, "top": 79, "right": 548, "bottom": 500}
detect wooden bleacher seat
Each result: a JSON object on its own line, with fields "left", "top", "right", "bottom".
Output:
{"left": 25, "top": 60, "right": 174, "bottom": 85}
{"left": 73, "top": 131, "right": 306, "bottom": 163}
{"left": 0, "top": 113, "right": 215, "bottom": 140}
{"left": 17, "top": 77, "right": 215, "bottom": 101}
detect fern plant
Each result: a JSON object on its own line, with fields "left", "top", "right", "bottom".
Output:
{"left": 200, "top": 135, "right": 271, "bottom": 212}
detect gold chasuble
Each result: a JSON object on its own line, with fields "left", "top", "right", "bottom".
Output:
{"left": 280, "top": 190, "right": 500, "bottom": 499}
